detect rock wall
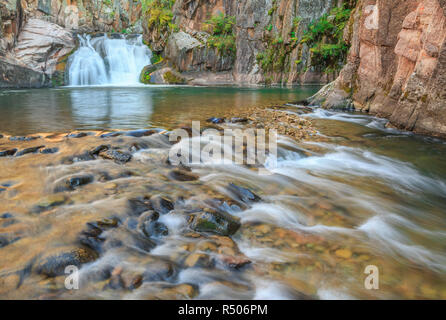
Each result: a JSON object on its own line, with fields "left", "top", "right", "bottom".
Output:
{"left": 310, "top": 0, "right": 446, "bottom": 138}
{"left": 0, "top": 0, "right": 143, "bottom": 88}
{"left": 145, "top": 0, "right": 343, "bottom": 85}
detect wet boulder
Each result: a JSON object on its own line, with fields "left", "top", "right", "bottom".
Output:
{"left": 40, "top": 147, "right": 59, "bottom": 154}
{"left": 207, "top": 117, "right": 225, "bottom": 124}
{"left": 150, "top": 195, "right": 174, "bottom": 215}
{"left": 230, "top": 117, "right": 249, "bottom": 123}
{"left": 89, "top": 145, "right": 110, "bottom": 156}
{"left": 0, "top": 233, "right": 20, "bottom": 248}
{"left": 137, "top": 210, "right": 168, "bottom": 238}
{"left": 127, "top": 198, "right": 152, "bottom": 216}
{"left": 189, "top": 210, "right": 241, "bottom": 236}
{"left": 99, "top": 149, "right": 132, "bottom": 164}
{"left": 34, "top": 247, "right": 98, "bottom": 277}
{"left": 78, "top": 218, "right": 120, "bottom": 253}
{"left": 9, "top": 136, "right": 39, "bottom": 141}
{"left": 227, "top": 183, "right": 261, "bottom": 204}
{"left": 168, "top": 169, "right": 199, "bottom": 182}
{"left": 53, "top": 174, "right": 94, "bottom": 192}
{"left": 0, "top": 149, "right": 17, "bottom": 157}
{"left": 66, "top": 132, "right": 88, "bottom": 139}
{"left": 15, "top": 145, "right": 45, "bottom": 157}
{"left": 32, "top": 195, "right": 67, "bottom": 213}
{"left": 141, "top": 221, "right": 168, "bottom": 238}
{"left": 125, "top": 129, "right": 157, "bottom": 138}
{"left": 100, "top": 132, "right": 123, "bottom": 138}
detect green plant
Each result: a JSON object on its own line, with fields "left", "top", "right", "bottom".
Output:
{"left": 142, "top": 0, "right": 176, "bottom": 34}
{"left": 301, "top": 4, "right": 352, "bottom": 72}
{"left": 203, "top": 13, "right": 236, "bottom": 57}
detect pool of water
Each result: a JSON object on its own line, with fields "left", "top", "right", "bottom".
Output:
{"left": 0, "top": 86, "right": 320, "bottom": 135}
{"left": 0, "top": 86, "right": 445, "bottom": 299}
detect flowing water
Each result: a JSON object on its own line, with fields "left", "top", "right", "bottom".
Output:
{"left": 0, "top": 84, "right": 445, "bottom": 299}
{"left": 67, "top": 34, "right": 152, "bottom": 86}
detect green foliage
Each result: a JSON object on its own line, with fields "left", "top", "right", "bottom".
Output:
{"left": 142, "top": 0, "right": 177, "bottom": 34}
{"left": 204, "top": 13, "right": 236, "bottom": 57}
{"left": 151, "top": 53, "right": 163, "bottom": 64}
{"left": 301, "top": 4, "right": 352, "bottom": 72}
{"left": 163, "top": 71, "right": 185, "bottom": 84}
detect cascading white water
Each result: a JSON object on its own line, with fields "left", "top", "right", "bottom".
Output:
{"left": 68, "top": 34, "right": 152, "bottom": 86}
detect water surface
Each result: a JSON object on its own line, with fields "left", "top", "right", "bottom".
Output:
{"left": 0, "top": 86, "right": 319, "bottom": 135}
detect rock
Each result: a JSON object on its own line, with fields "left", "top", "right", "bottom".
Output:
{"left": 66, "top": 132, "right": 88, "bottom": 138}
{"left": 15, "top": 145, "right": 45, "bottom": 157}
{"left": 189, "top": 210, "right": 241, "bottom": 236}
{"left": 89, "top": 145, "right": 110, "bottom": 156}
{"left": 99, "top": 149, "right": 132, "bottom": 163}
{"left": 168, "top": 169, "right": 199, "bottom": 181}
{"left": 78, "top": 218, "right": 120, "bottom": 252}
{"left": 35, "top": 247, "right": 98, "bottom": 277}
{"left": 104, "top": 229, "right": 156, "bottom": 253}
{"left": 184, "top": 253, "right": 214, "bottom": 268}
{"left": 53, "top": 174, "right": 94, "bottom": 192}
{"left": 32, "top": 195, "right": 67, "bottom": 213}
{"left": 142, "top": 259, "right": 177, "bottom": 282}
{"left": 219, "top": 255, "right": 252, "bottom": 269}
{"left": 227, "top": 183, "right": 261, "bottom": 203}
{"left": 0, "top": 149, "right": 18, "bottom": 157}
{"left": 9, "top": 136, "right": 39, "bottom": 141}
{"left": 100, "top": 132, "right": 123, "bottom": 138}
{"left": 0, "top": 134, "right": 3, "bottom": 139}
{"left": 207, "top": 117, "right": 225, "bottom": 124}
{"left": 335, "top": 249, "right": 352, "bottom": 259}
{"left": 0, "top": 213, "right": 13, "bottom": 219}
{"left": 124, "top": 129, "right": 157, "bottom": 138}
{"left": 150, "top": 195, "right": 174, "bottom": 215}
{"left": 127, "top": 198, "right": 152, "bottom": 216}
{"left": 230, "top": 117, "right": 248, "bottom": 123}
{"left": 40, "top": 147, "right": 59, "bottom": 154}
{"left": 0, "top": 233, "right": 20, "bottom": 248}
{"left": 141, "top": 221, "right": 169, "bottom": 238}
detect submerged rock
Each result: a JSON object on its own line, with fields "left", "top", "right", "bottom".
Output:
{"left": 0, "top": 149, "right": 18, "bottom": 157}
{"left": 32, "top": 195, "right": 67, "bottom": 213}
{"left": 53, "top": 174, "right": 94, "bottom": 192}
{"left": 127, "top": 198, "right": 152, "bottom": 216}
{"left": 150, "top": 195, "right": 174, "bottom": 215}
{"left": 207, "top": 117, "right": 225, "bottom": 124}
{"left": 40, "top": 147, "right": 59, "bottom": 154}
{"left": 66, "top": 132, "right": 88, "bottom": 138}
{"left": 9, "top": 136, "right": 39, "bottom": 141}
{"left": 15, "top": 145, "right": 45, "bottom": 157}
{"left": 99, "top": 149, "right": 132, "bottom": 163}
{"left": 35, "top": 247, "right": 98, "bottom": 277}
{"left": 189, "top": 210, "right": 241, "bottom": 236}
{"left": 125, "top": 129, "right": 156, "bottom": 138}
{"left": 227, "top": 183, "right": 261, "bottom": 204}
{"left": 168, "top": 169, "right": 199, "bottom": 182}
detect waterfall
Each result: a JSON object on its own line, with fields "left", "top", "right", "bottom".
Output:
{"left": 67, "top": 34, "right": 152, "bottom": 86}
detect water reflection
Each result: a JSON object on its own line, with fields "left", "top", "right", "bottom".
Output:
{"left": 70, "top": 88, "right": 154, "bottom": 129}
{"left": 0, "top": 86, "right": 320, "bottom": 135}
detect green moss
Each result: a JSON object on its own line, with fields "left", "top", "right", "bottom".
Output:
{"left": 163, "top": 71, "right": 185, "bottom": 84}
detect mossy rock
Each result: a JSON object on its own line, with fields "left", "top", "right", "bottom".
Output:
{"left": 163, "top": 70, "right": 186, "bottom": 84}
{"left": 190, "top": 210, "right": 241, "bottom": 236}
{"left": 139, "top": 61, "right": 165, "bottom": 84}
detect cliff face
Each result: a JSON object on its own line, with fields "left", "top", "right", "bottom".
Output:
{"left": 0, "top": 0, "right": 142, "bottom": 87}
{"left": 310, "top": 0, "right": 446, "bottom": 138}
{"left": 145, "top": 0, "right": 344, "bottom": 85}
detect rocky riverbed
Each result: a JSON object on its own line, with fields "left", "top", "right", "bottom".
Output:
{"left": 0, "top": 105, "right": 445, "bottom": 300}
